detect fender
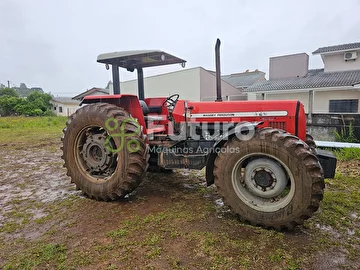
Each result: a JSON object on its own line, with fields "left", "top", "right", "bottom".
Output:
{"left": 80, "top": 94, "right": 147, "bottom": 134}
{"left": 205, "top": 121, "right": 263, "bottom": 186}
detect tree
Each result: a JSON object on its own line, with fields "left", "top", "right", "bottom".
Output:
{"left": 0, "top": 91, "right": 53, "bottom": 116}
{"left": 26, "top": 92, "right": 52, "bottom": 114}
{"left": 0, "top": 96, "right": 23, "bottom": 116}
{"left": 0, "top": 88, "right": 18, "bottom": 97}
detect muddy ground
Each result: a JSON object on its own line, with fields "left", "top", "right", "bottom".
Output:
{"left": 0, "top": 136, "right": 359, "bottom": 269}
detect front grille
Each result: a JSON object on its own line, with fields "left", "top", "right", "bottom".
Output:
{"left": 269, "top": 121, "right": 286, "bottom": 131}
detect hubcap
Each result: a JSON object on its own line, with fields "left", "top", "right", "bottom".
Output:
{"left": 253, "top": 170, "right": 274, "bottom": 188}
{"left": 76, "top": 127, "right": 117, "bottom": 178}
{"left": 231, "top": 155, "right": 294, "bottom": 212}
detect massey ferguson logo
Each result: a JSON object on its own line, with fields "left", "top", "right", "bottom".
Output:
{"left": 191, "top": 110, "right": 288, "bottom": 118}
{"left": 216, "top": 113, "right": 235, "bottom": 117}
{"left": 202, "top": 113, "right": 235, "bottom": 117}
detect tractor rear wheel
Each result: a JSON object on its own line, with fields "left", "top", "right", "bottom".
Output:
{"left": 61, "top": 103, "right": 149, "bottom": 200}
{"left": 214, "top": 128, "right": 324, "bottom": 230}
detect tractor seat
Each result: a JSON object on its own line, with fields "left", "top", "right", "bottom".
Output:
{"left": 139, "top": 100, "right": 164, "bottom": 121}
{"left": 139, "top": 100, "right": 149, "bottom": 115}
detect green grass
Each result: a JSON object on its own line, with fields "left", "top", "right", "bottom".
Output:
{"left": 3, "top": 243, "right": 67, "bottom": 270}
{"left": 309, "top": 175, "right": 360, "bottom": 231}
{"left": 304, "top": 172, "right": 360, "bottom": 264}
{"left": 0, "top": 116, "right": 67, "bottom": 144}
{"left": 334, "top": 147, "right": 360, "bottom": 161}
{"left": 0, "top": 116, "right": 67, "bottom": 129}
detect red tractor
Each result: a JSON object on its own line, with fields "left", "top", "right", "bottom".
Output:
{"left": 62, "top": 39, "right": 336, "bottom": 230}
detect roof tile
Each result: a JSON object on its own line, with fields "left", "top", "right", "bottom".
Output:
{"left": 245, "top": 69, "right": 360, "bottom": 92}
{"left": 222, "top": 71, "right": 266, "bottom": 88}
{"left": 313, "top": 42, "right": 360, "bottom": 54}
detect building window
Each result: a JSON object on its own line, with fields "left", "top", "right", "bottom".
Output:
{"left": 53, "top": 106, "right": 57, "bottom": 110}
{"left": 59, "top": 106, "right": 63, "bottom": 113}
{"left": 329, "top": 99, "right": 358, "bottom": 113}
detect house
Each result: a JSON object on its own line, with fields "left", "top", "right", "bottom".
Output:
{"left": 72, "top": 87, "right": 110, "bottom": 101}
{"left": 50, "top": 97, "right": 80, "bottom": 116}
{"left": 244, "top": 42, "right": 360, "bottom": 140}
{"left": 221, "top": 69, "right": 266, "bottom": 91}
{"left": 73, "top": 67, "right": 247, "bottom": 102}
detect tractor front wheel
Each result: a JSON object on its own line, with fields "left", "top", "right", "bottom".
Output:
{"left": 214, "top": 128, "right": 324, "bottom": 230}
{"left": 61, "top": 103, "right": 148, "bottom": 200}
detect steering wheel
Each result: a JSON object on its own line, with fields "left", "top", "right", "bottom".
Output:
{"left": 162, "top": 94, "right": 180, "bottom": 108}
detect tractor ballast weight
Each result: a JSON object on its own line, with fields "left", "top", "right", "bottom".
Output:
{"left": 62, "top": 39, "right": 336, "bottom": 230}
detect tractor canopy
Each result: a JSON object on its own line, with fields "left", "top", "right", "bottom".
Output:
{"left": 97, "top": 50, "right": 186, "bottom": 99}
{"left": 97, "top": 50, "right": 186, "bottom": 71}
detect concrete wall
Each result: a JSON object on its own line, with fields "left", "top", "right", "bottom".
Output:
{"left": 314, "top": 90, "right": 360, "bottom": 113}
{"left": 323, "top": 51, "right": 360, "bottom": 72}
{"left": 269, "top": 53, "right": 309, "bottom": 80}
{"left": 120, "top": 68, "right": 201, "bottom": 101}
{"left": 307, "top": 113, "right": 360, "bottom": 141}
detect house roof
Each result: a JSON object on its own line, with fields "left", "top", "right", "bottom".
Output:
{"left": 312, "top": 42, "right": 360, "bottom": 54}
{"left": 245, "top": 69, "right": 360, "bottom": 92}
{"left": 222, "top": 70, "right": 266, "bottom": 89}
{"left": 51, "top": 97, "right": 80, "bottom": 104}
{"left": 72, "top": 87, "right": 109, "bottom": 100}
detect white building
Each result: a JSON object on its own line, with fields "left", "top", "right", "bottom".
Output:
{"left": 73, "top": 67, "right": 247, "bottom": 102}
{"left": 50, "top": 97, "right": 80, "bottom": 116}
{"left": 245, "top": 42, "right": 360, "bottom": 115}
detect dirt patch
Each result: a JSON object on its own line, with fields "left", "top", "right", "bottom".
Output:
{"left": 336, "top": 159, "right": 360, "bottom": 178}
{"left": 0, "top": 139, "right": 359, "bottom": 269}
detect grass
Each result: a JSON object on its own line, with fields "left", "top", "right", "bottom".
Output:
{"left": 334, "top": 147, "right": 360, "bottom": 161}
{"left": 3, "top": 243, "right": 67, "bottom": 270}
{"left": 0, "top": 116, "right": 67, "bottom": 144}
{"left": 304, "top": 173, "right": 360, "bottom": 263}
{"left": 0, "top": 116, "right": 67, "bottom": 129}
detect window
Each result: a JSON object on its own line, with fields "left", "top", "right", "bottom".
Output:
{"left": 329, "top": 99, "right": 358, "bottom": 113}
{"left": 53, "top": 106, "right": 57, "bottom": 110}
{"left": 59, "top": 106, "right": 63, "bottom": 113}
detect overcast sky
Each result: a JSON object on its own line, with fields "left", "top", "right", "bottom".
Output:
{"left": 1, "top": 0, "right": 360, "bottom": 96}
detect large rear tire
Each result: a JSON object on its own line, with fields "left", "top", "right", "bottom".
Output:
{"left": 214, "top": 128, "right": 324, "bottom": 230}
{"left": 61, "top": 103, "right": 149, "bottom": 201}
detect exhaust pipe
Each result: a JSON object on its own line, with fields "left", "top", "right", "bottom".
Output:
{"left": 215, "top": 38, "right": 222, "bottom": 102}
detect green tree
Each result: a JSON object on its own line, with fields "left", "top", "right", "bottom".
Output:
{"left": 0, "top": 91, "right": 53, "bottom": 116}
{"left": 0, "top": 88, "right": 18, "bottom": 97}
{"left": 27, "top": 92, "right": 52, "bottom": 111}
{"left": 0, "top": 96, "right": 23, "bottom": 116}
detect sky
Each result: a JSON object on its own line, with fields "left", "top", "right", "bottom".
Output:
{"left": 1, "top": 0, "right": 360, "bottom": 96}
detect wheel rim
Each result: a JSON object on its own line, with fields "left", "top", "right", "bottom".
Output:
{"left": 231, "top": 153, "right": 295, "bottom": 212}
{"left": 74, "top": 126, "right": 117, "bottom": 182}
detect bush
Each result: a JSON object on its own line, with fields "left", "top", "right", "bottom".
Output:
{"left": 334, "top": 122, "right": 358, "bottom": 143}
